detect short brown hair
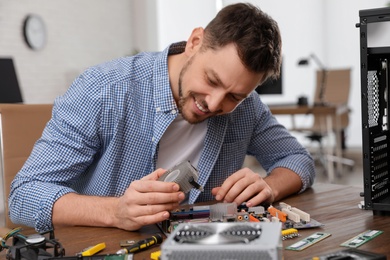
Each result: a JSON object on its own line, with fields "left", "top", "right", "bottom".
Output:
{"left": 202, "top": 3, "right": 282, "bottom": 82}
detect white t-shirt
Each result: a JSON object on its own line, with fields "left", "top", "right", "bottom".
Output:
{"left": 156, "top": 114, "right": 207, "bottom": 170}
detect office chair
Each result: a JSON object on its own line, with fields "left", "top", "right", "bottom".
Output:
{"left": 0, "top": 104, "right": 52, "bottom": 228}
{"left": 293, "top": 69, "right": 355, "bottom": 176}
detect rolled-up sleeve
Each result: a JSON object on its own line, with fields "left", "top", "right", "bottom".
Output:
{"left": 248, "top": 96, "right": 315, "bottom": 193}
{"left": 8, "top": 69, "right": 103, "bottom": 232}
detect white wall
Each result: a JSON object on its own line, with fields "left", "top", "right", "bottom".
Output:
{"left": 131, "top": 0, "right": 159, "bottom": 52}
{"left": 131, "top": 0, "right": 218, "bottom": 52}
{"left": 0, "top": 0, "right": 134, "bottom": 104}
{"left": 155, "top": 0, "right": 218, "bottom": 51}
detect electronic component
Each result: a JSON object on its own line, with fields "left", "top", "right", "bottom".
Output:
{"left": 158, "top": 161, "right": 203, "bottom": 193}
{"left": 1, "top": 228, "right": 65, "bottom": 260}
{"left": 161, "top": 222, "right": 282, "bottom": 260}
{"left": 170, "top": 206, "right": 210, "bottom": 220}
{"left": 248, "top": 214, "right": 260, "bottom": 222}
{"left": 281, "top": 228, "right": 299, "bottom": 240}
{"left": 268, "top": 206, "right": 287, "bottom": 222}
{"left": 288, "top": 218, "right": 323, "bottom": 229}
{"left": 279, "top": 202, "right": 310, "bottom": 222}
{"left": 209, "top": 202, "right": 237, "bottom": 222}
{"left": 314, "top": 248, "right": 386, "bottom": 260}
{"left": 281, "top": 208, "right": 300, "bottom": 222}
{"left": 247, "top": 205, "right": 265, "bottom": 215}
{"left": 286, "top": 232, "right": 331, "bottom": 251}
{"left": 160, "top": 202, "right": 323, "bottom": 235}
{"left": 340, "top": 230, "right": 383, "bottom": 248}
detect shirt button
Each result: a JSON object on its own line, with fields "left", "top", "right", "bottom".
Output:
{"left": 156, "top": 107, "right": 161, "bottom": 112}
{"left": 171, "top": 109, "right": 177, "bottom": 114}
{"left": 152, "top": 137, "right": 155, "bottom": 142}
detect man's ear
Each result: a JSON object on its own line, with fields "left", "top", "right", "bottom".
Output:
{"left": 185, "top": 27, "right": 204, "bottom": 56}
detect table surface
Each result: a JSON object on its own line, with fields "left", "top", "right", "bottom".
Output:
{"left": 1, "top": 183, "right": 389, "bottom": 259}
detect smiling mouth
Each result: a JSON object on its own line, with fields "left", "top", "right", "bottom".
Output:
{"left": 195, "top": 99, "right": 209, "bottom": 113}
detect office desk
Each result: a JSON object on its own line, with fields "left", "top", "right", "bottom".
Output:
{"left": 269, "top": 104, "right": 354, "bottom": 183}
{"left": 1, "top": 183, "right": 388, "bottom": 259}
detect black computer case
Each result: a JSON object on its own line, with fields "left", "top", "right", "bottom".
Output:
{"left": 358, "top": 7, "right": 390, "bottom": 215}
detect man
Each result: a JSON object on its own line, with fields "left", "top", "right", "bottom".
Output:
{"left": 9, "top": 3, "right": 315, "bottom": 232}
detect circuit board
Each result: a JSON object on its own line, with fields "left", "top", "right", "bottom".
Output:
{"left": 340, "top": 230, "right": 383, "bottom": 248}
{"left": 285, "top": 232, "right": 332, "bottom": 251}
{"left": 159, "top": 202, "right": 323, "bottom": 236}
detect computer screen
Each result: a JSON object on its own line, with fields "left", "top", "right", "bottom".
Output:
{"left": 255, "top": 63, "right": 283, "bottom": 95}
{"left": 0, "top": 58, "right": 23, "bottom": 103}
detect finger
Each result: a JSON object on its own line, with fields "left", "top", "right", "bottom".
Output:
{"left": 130, "top": 210, "right": 172, "bottom": 228}
{"left": 141, "top": 202, "right": 181, "bottom": 216}
{"left": 131, "top": 179, "right": 180, "bottom": 193}
{"left": 118, "top": 207, "right": 173, "bottom": 231}
{"left": 219, "top": 172, "right": 259, "bottom": 202}
{"left": 215, "top": 171, "right": 246, "bottom": 200}
{"left": 245, "top": 188, "right": 273, "bottom": 207}
{"left": 222, "top": 178, "right": 252, "bottom": 203}
{"left": 141, "top": 168, "right": 167, "bottom": 181}
{"left": 142, "top": 191, "right": 185, "bottom": 205}
{"left": 155, "top": 168, "right": 168, "bottom": 178}
{"left": 230, "top": 181, "right": 264, "bottom": 205}
{"left": 124, "top": 185, "right": 185, "bottom": 206}
{"left": 211, "top": 187, "right": 221, "bottom": 196}
{"left": 121, "top": 203, "right": 179, "bottom": 219}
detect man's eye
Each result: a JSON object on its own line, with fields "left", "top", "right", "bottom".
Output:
{"left": 230, "top": 94, "right": 242, "bottom": 102}
{"left": 208, "top": 78, "right": 218, "bottom": 86}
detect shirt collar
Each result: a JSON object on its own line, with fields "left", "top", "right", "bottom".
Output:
{"left": 153, "top": 43, "right": 177, "bottom": 114}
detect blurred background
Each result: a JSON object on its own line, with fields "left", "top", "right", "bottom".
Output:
{"left": 1, "top": 0, "right": 389, "bottom": 186}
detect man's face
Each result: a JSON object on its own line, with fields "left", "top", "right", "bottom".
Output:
{"left": 177, "top": 43, "right": 263, "bottom": 124}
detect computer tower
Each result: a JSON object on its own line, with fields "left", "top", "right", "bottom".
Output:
{"left": 358, "top": 7, "right": 390, "bottom": 215}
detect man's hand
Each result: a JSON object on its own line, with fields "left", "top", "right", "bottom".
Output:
{"left": 113, "top": 168, "right": 185, "bottom": 230}
{"left": 53, "top": 168, "right": 185, "bottom": 231}
{"left": 211, "top": 168, "right": 274, "bottom": 207}
{"left": 211, "top": 167, "right": 303, "bottom": 207}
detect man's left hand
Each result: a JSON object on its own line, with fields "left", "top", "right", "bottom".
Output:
{"left": 211, "top": 167, "right": 274, "bottom": 207}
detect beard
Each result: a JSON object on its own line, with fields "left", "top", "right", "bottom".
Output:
{"left": 177, "top": 56, "right": 209, "bottom": 125}
{"left": 178, "top": 79, "right": 208, "bottom": 125}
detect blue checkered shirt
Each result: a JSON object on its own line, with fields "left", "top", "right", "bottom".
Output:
{"left": 9, "top": 44, "right": 315, "bottom": 232}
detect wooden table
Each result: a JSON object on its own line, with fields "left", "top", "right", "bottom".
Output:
{"left": 1, "top": 183, "right": 388, "bottom": 259}
{"left": 269, "top": 104, "right": 354, "bottom": 183}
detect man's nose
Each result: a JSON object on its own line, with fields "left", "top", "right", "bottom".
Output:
{"left": 206, "top": 92, "right": 225, "bottom": 113}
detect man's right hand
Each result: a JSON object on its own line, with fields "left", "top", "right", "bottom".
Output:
{"left": 112, "top": 168, "right": 185, "bottom": 230}
{"left": 52, "top": 168, "right": 185, "bottom": 231}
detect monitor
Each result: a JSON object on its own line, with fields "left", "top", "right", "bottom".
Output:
{"left": 0, "top": 58, "right": 23, "bottom": 103}
{"left": 255, "top": 63, "right": 283, "bottom": 95}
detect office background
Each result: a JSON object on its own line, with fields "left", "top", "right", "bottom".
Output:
{"left": 0, "top": 0, "right": 389, "bottom": 149}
